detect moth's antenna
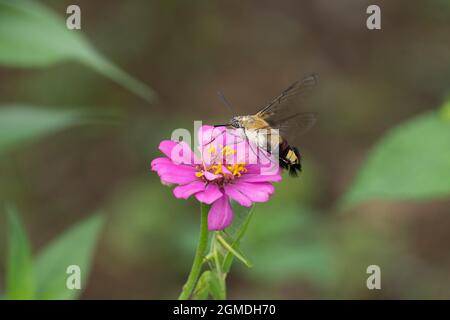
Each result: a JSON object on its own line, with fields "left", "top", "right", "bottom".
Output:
{"left": 217, "top": 90, "right": 234, "bottom": 114}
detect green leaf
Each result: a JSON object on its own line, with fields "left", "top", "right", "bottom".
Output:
{"left": 208, "top": 271, "right": 225, "bottom": 300}
{"left": 192, "top": 271, "right": 210, "bottom": 300}
{"left": 0, "top": 0, "right": 156, "bottom": 102}
{"left": 0, "top": 106, "right": 84, "bottom": 153}
{"left": 222, "top": 204, "right": 253, "bottom": 273}
{"left": 191, "top": 270, "right": 225, "bottom": 300}
{"left": 216, "top": 234, "right": 252, "bottom": 268}
{"left": 34, "top": 214, "right": 104, "bottom": 299}
{"left": 340, "top": 111, "right": 450, "bottom": 209}
{"left": 5, "top": 206, "right": 34, "bottom": 299}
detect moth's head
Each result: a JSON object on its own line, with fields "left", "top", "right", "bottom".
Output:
{"left": 229, "top": 116, "right": 241, "bottom": 128}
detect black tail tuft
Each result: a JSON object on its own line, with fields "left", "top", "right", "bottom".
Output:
{"left": 279, "top": 146, "right": 302, "bottom": 177}
{"left": 288, "top": 164, "right": 301, "bottom": 177}
{"left": 288, "top": 147, "right": 302, "bottom": 176}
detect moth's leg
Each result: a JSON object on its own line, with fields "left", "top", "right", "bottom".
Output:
{"left": 214, "top": 129, "right": 247, "bottom": 147}
{"left": 201, "top": 129, "right": 249, "bottom": 164}
{"left": 201, "top": 129, "right": 223, "bottom": 147}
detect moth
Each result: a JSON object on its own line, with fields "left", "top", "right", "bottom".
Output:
{"left": 215, "top": 74, "right": 318, "bottom": 176}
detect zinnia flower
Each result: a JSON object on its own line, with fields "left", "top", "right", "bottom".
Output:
{"left": 151, "top": 125, "right": 281, "bottom": 230}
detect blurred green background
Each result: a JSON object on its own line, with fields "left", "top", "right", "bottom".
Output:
{"left": 0, "top": 0, "right": 449, "bottom": 299}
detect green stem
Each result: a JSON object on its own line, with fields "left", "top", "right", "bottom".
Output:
{"left": 178, "top": 203, "right": 210, "bottom": 300}
{"left": 212, "top": 232, "right": 227, "bottom": 299}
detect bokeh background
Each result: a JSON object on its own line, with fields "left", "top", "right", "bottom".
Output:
{"left": 0, "top": 0, "right": 449, "bottom": 299}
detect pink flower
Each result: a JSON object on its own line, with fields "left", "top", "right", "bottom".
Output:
{"left": 151, "top": 125, "right": 281, "bottom": 230}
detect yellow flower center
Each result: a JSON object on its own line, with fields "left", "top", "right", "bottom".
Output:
{"left": 196, "top": 145, "right": 247, "bottom": 180}
{"left": 228, "top": 163, "right": 247, "bottom": 177}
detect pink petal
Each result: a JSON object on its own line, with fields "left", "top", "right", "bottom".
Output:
{"left": 204, "top": 171, "right": 220, "bottom": 181}
{"left": 198, "top": 125, "right": 226, "bottom": 147}
{"left": 208, "top": 195, "right": 233, "bottom": 231}
{"left": 224, "top": 185, "right": 252, "bottom": 207}
{"left": 151, "top": 157, "right": 195, "bottom": 173}
{"left": 173, "top": 180, "right": 205, "bottom": 199}
{"left": 221, "top": 165, "right": 232, "bottom": 175}
{"left": 158, "top": 140, "right": 199, "bottom": 165}
{"left": 243, "top": 165, "right": 263, "bottom": 174}
{"left": 151, "top": 157, "right": 198, "bottom": 185}
{"left": 150, "top": 157, "right": 172, "bottom": 170}
{"left": 159, "top": 140, "right": 178, "bottom": 158}
{"left": 231, "top": 181, "right": 274, "bottom": 203}
{"left": 155, "top": 163, "right": 196, "bottom": 175}
{"left": 154, "top": 163, "right": 197, "bottom": 185}
{"left": 195, "top": 183, "right": 223, "bottom": 204}
{"left": 159, "top": 173, "right": 198, "bottom": 185}
{"left": 239, "top": 173, "right": 282, "bottom": 183}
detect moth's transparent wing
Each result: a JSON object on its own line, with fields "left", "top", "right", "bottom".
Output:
{"left": 257, "top": 74, "right": 318, "bottom": 141}
{"left": 258, "top": 74, "right": 318, "bottom": 115}
{"left": 276, "top": 112, "right": 317, "bottom": 140}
